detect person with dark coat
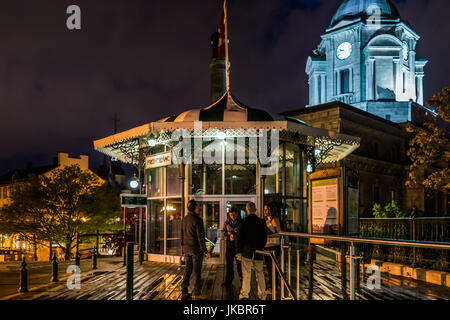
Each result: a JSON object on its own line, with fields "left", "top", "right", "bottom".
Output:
{"left": 221, "top": 207, "right": 242, "bottom": 287}
{"left": 181, "top": 199, "right": 210, "bottom": 300}
{"left": 236, "top": 202, "right": 268, "bottom": 300}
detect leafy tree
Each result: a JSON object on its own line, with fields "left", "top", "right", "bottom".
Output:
{"left": 372, "top": 200, "right": 407, "bottom": 218}
{"left": 0, "top": 165, "right": 121, "bottom": 260}
{"left": 406, "top": 86, "right": 450, "bottom": 192}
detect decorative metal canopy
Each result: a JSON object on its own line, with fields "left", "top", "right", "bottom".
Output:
{"left": 94, "top": 121, "right": 360, "bottom": 167}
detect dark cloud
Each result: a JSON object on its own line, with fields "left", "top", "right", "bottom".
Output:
{"left": 0, "top": 0, "right": 448, "bottom": 174}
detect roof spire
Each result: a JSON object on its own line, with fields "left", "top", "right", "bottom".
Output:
{"left": 218, "top": 0, "right": 230, "bottom": 92}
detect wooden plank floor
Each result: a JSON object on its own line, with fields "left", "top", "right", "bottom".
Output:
{"left": 8, "top": 254, "right": 450, "bottom": 300}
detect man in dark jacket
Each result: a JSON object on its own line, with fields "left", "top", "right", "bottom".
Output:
{"left": 221, "top": 207, "right": 242, "bottom": 287}
{"left": 181, "top": 199, "right": 210, "bottom": 300}
{"left": 236, "top": 202, "right": 267, "bottom": 300}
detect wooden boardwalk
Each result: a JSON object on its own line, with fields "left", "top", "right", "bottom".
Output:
{"left": 6, "top": 254, "right": 450, "bottom": 300}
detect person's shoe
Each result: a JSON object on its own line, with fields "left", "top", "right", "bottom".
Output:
{"left": 239, "top": 297, "right": 249, "bottom": 300}
{"left": 192, "top": 294, "right": 207, "bottom": 300}
{"left": 181, "top": 293, "right": 192, "bottom": 300}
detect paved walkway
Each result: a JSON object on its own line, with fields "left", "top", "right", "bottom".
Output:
{"left": 2, "top": 255, "right": 450, "bottom": 300}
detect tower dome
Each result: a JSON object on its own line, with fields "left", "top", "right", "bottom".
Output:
{"left": 330, "top": 0, "right": 400, "bottom": 28}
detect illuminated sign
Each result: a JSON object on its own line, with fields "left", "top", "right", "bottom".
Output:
{"left": 145, "top": 152, "right": 172, "bottom": 169}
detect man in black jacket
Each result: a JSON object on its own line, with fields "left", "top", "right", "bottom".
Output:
{"left": 181, "top": 199, "right": 210, "bottom": 300}
{"left": 236, "top": 202, "right": 267, "bottom": 300}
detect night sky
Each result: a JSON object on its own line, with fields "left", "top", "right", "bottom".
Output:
{"left": 0, "top": 0, "right": 449, "bottom": 176}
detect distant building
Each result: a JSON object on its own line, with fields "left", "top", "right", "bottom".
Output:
{"left": 306, "top": 0, "right": 428, "bottom": 123}
{"left": 0, "top": 152, "right": 96, "bottom": 261}
{"left": 283, "top": 0, "right": 447, "bottom": 217}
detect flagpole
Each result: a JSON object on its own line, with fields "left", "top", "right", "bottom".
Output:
{"left": 224, "top": 0, "right": 230, "bottom": 92}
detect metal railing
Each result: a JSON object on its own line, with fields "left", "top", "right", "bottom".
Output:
{"left": 255, "top": 249, "right": 297, "bottom": 300}
{"left": 360, "top": 217, "right": 450, "bottom": 242}
{"left": 277, "top": 232, "right": 450, "bottom": 300}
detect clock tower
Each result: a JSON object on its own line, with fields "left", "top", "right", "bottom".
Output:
{"left": 306, "top": 0, "right": 428, "bottom": 123}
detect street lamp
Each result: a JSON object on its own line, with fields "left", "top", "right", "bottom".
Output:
{"left": 148, "top": 138, "right": 157, "bottom": 147}
{"left": 129, "top": 174, "right": 139, "bottom": 189}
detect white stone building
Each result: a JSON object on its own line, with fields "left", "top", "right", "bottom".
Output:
{"left": 306, "top": 0, "right": 429, "bottom": 123}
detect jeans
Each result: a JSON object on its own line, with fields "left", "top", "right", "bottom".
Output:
{"left": 181, "top": 253, "right": 204, "bottom": 296}
{"left": 239, "top": 256, "right": 266, "bottom": 300}
{"left": 225, "top": 242, "right": 242, "bottom": 284}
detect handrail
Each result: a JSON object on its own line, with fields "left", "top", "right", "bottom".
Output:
{"left": 256, "top": 249, "right": 297, "bottom": 300}
{"left": 360, "top": 217, "right": 450, "bottom": 221}
{"left": 278, "top": 232, "right": 450, "bottom": 250}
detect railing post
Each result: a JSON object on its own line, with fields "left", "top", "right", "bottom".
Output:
{"left": 340, "top": 243, "right": 347, "bottom": 300}
{"left": 138, "top": 208, "right": 144, "bottom": 265}
{"left": 272, "top": 250, "right": 276, "bottom": 301}
{"left": 412, "top": 217, "right": 416, "bottom": 267}
{"left": 96, "top": 230, "right": 100, "bottom": 258}
{"left": 126, "top": 242, "right": 134, "bottom": 300}
{"left": 356, "top": 247, "right": 361, "bottom": 293}
{"left": 51, "top": 253, "right": 59, "bottom": 282}
{"left": 75, "top": 232, "right": 80, "bottom": 267}
{"left": 350, "top": 242, "right": 356, "bottom": 300}
{"left": 19, "top": 257, "right": 28, "bottom": 293}
{"left": 287, "top": 246, "right": 291, "bottom": 297}
{"left": 296, "top": 249, "right": 300, "bottom": 300}
{"left": 281, "top": 238, "right": 285, "bottom": 299}
{"left": 307, "top": 244, "right": 314, "bottom": 300}
{"left": 92, "top": 246, "right": 98, "bottom": 270}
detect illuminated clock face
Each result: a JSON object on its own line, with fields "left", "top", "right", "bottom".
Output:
{"left": 402, "top": 42, "right": 409, "bottom": 61}
{"left": 336, "top": 42, "right": 353, "bottom": 60}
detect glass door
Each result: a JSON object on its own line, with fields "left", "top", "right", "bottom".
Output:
{"left": 197, "top": 201, "right": 221, "bottom": 258}
{"left": 192, "top": 196, "right": 257, "bottom": 263}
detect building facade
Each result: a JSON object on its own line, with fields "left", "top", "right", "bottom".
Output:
{"left": 285, "top": 0, "right": 447, "bottom": 217}
{"left": 306, "top": 0, "right": 428, "bottom": 123}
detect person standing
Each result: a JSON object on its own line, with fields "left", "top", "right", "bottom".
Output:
{"left": 181, "top": 199, "right": 211, "bottom": 300}
{"left": 236, "top": 202, "right": 268, "bottom": 300}
{"left": 263, "top": 202, "right": 281, "bottom": 296}
{"left": 221, "top": 207, "right": 242, "bottom": 287}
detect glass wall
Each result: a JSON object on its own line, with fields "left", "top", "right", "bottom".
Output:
{"left": 147, "top": 164, "right": 183, "bottom": 256}
{"left": 264, "top": 142, "right": 307, "bottom": 233}
{"left": 167, "top": 165, "right": 181, "bottom": 196}
{"left": 148, "top": 199, "right": 164, "bottom": 254}
{"left": 285, "top": 143, "right": 302, "bottom": 197}
{"left": 264, "top": 145, "right": 283, "bottom": 195}
{"left": 148, "top": 167, "right": 163, "bottom": 198}
{"left": 166, "top": 198, "right": 182, "bottom": 256}
{"left": 145, "top": 138, "right": 308, "bottom": 258}
{"left": 225, "top": 164, "right": 256, "bottom": 195}
{"left": 191, "top": 164, "right": 222, "bottom": 195}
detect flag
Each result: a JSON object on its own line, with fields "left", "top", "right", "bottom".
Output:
{"left": 217, "top": 0, "right": 230, "bottom": 91}
{"left": 217, "top": 1, "right": 227, "bottom": 60}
